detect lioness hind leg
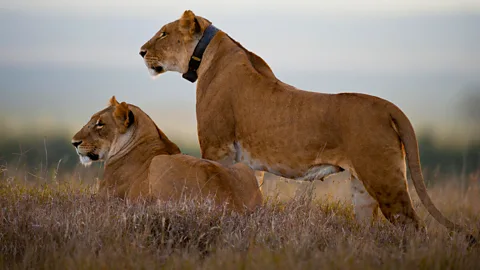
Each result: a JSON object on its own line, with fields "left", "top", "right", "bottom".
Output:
{"left": 351, "top": 177, "right": 379, "bottom": 224}
{"left": 356, "top": 169, "right": 422, "bottom": 230}
{"left": 376, "top": 185, "right": 422, "bottom": 230}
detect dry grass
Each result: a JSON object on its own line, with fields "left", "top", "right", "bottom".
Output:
{"left": 1, "top": 172, "right": 479, "bottom": 269}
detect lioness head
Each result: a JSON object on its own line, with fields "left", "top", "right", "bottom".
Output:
{"left": 72, "top": 96, "right": 134, "bottom": 166}
{"left": 139, "top": 10, "right": 211, "bottom": 77}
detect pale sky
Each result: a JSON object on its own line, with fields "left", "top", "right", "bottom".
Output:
{"left": 1, "top": 1, "right": 479, "bottom": 146}
{"left": 4, "top": 0, "right": 480, "bottom": 14}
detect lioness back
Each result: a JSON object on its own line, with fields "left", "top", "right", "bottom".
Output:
{"left": 149, "top": 154, "right": 262, "bottom": 211}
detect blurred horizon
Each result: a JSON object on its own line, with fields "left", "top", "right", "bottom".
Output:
{"left": 1, "top": 1, "right": 480, "bottom": 152}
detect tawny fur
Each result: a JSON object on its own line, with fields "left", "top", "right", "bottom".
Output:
{"left": 139, "top": 10, "right": 473, "bottom": 236}
{"left": 72, "top": 97, "right": 262, "bottom": 212}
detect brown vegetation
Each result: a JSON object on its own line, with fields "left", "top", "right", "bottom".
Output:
{"left": 1, "top": 171, "right": 479, "bottom": 269}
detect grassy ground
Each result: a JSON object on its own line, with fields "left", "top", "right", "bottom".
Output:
{"left": 1, "top": 171, "right": 479, "bottom": 269}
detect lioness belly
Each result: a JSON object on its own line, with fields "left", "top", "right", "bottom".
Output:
{"left": 234, "top": 141, "right": 341, "bottom": 180}
{"left": 233, "top": 141, "right": 295, "bottom": 176}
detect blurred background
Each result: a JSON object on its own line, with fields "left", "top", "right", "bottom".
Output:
{"left": 1, "top": 1, "right": 479, "bottom": 196}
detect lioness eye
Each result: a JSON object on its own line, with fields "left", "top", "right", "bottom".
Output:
{"left": 95, "top": 120, "right": 105, "bottom": 129}
{"left": 159, "top": 32, "right": 167, "bottom": 39}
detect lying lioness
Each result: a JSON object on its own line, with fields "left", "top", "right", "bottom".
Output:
{"left": 71, "top": 96, "right": 262, "bottom": 211}
{"left": 139, "top": 10, "right": 475, "bottom": 240}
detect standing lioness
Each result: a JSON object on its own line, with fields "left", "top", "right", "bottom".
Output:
{"left": 139, "top": 10, "right": 474, "bottom": 237}
{"left": 72, "top": 96, "right": 262, "bottom": 212}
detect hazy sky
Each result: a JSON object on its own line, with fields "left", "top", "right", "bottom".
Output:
{"left": 1, "top": 1, "right": 479, "bottom": 146}
{"left": 4, "top": 0, "right": 480, "bottom": 14}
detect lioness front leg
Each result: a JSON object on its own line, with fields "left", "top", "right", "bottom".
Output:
{"left": 202, "top": 144, "right": 265, "bottom": 193}
{"left": 202, "top": 144, "right": 236, "bottom": 166}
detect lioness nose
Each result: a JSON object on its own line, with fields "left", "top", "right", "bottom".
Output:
{"left": 72, "top": 140, "right": 82, "bottom": 148}
{"left": 139, "top": 50, "right": 147, "bottom": 58}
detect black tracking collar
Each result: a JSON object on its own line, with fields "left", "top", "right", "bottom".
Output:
{"left": 182, "top": 24, "right": 220, "bottom": 83}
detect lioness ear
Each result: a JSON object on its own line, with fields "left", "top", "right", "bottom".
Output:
{"left": 113, "top": 102, "right": 134, "bottom": 133}
{"left": 109, "top": 96, "right": 120, "bottom": 107}
{"left": 179, "top": 10, "right": 200, "bottom": 38}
